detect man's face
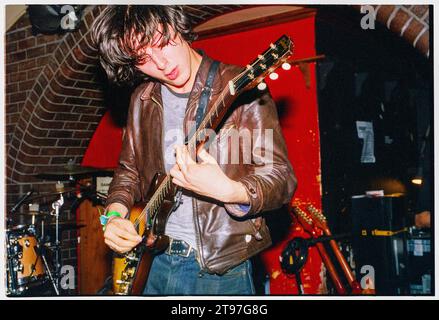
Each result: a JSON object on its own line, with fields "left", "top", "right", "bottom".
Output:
{"left": 134, "top": 27, "right": 196, "bottom": 93}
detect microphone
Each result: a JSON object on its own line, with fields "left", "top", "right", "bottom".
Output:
{"left": 11, "top": 190, "right": 34, "bottom": 214}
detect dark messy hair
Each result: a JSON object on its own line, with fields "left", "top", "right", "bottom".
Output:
{"left": 91, "top": 5, "right": 197, "bottom": 86}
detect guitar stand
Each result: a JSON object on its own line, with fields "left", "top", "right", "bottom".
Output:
{"left": 306, "top": 233, "right": 351, "bottom": 245}
{"left": 280, "top": 237, "right": 309, "bottom": 294}
{"left": 281, "top": 233, "right": 350, "bottom": 295}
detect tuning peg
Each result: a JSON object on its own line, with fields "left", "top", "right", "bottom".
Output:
{"left": 293, "top": 206, "right": 312, "bottom": 225}
{"left": 282, "top": 62, "right": 291, "bottom": 70}
{"left": 307, "top": 204, "right": 327, "bottom": 222}
{"left": 269, "top": 72, "right": 279, "bottom": 80}
{"left": 257, "top": 82, "right": 267, "bottom": 91}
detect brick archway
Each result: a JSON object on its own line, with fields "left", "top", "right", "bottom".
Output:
{"left": 353, "top": 5, "right": 429, "bottom": 57}
{"left": 7, "top": 6, "right": 104, "bottom": 191}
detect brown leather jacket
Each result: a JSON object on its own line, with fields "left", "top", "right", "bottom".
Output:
{"left": 106, "top": 54, "right": 297, "bottom": 274}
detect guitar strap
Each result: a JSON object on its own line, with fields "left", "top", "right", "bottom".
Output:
{"left": 173, "top": 60, "right": 220, "bottom": 212}
{"left": 184, "top": 60, "right": 220, "bottom": 144}
{"left": 194, "top": 60, "right": 220, "bottom": 131}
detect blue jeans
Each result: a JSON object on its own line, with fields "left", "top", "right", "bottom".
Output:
{"left": 143, "top": 250, "right": 255, "bottom": 295}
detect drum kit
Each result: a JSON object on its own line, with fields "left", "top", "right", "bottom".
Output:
{"left": 6, "top": 164, "right": 110, "bottom": 296}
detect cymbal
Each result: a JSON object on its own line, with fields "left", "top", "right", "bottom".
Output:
{"left": 36, "top": 165, "right": 113, "bottom": 181}
{"left": 15, "top": 210, "right": 51, "bottom": 217}
{"left": 6, "top": 224, "right": 29, "bottom": 232}
{"left": 26, "top": 188, "right": 77, "bottom": 201}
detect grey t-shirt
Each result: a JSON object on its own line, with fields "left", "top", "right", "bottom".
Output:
{"left": 161, "top": 84, "right": 197, "bottom": 248}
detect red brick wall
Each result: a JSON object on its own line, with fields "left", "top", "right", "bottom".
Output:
{"left": 353, "top": 5, "right": 430, "bottom": 57}
{"left": 6, "top": 6, "right": 105, "bottom": 205}
{"left": 5, "top": 6, "right": 106, "bottom": 274}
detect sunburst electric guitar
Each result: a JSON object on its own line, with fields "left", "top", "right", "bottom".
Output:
{"left": 111, "top": 35, "right": 294, "bottom": 295}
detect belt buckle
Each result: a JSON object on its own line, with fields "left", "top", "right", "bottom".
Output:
{"left": 167, "top": 238, "right": 192, "bottom": 257}
{"left": 166, "top": 237, "right": 174, "bottom": 255}
{"left": 175, "top": 239, "right": 191, "bottom": 257}
{"left": 182, "top": 244, "right": 192, "bottom": 258}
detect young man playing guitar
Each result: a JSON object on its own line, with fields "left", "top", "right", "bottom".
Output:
{"left": 92, "top": 5, "right": 296, "bottom": 295}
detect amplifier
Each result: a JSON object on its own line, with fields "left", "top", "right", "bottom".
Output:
{"left": 351, "top": 194, "right": 409, "bottom": 295}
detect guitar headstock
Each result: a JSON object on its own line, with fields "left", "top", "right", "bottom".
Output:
{"left": 292, "top": 206, "right": 318, "bottom": 235}
{"left": 306, "top": 204, "right": 328, "bottom": 232}
{"left": 229, "top": 35, "right": 294, "bottom": 95}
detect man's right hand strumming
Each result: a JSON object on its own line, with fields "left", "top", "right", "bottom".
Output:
{"left": 103, "top": 203, "right": 142, "bottom": 254}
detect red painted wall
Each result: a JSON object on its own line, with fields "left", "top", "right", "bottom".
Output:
{"left": 82, "top": 112, "right": 122, "bottom": 169}
{"left": 193, "top": 16, "right": 324, "bottom": 294}
{"left": 82, "top": 16, "right": 324, "bottom": 294}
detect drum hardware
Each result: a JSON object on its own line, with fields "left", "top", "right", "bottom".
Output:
{"left": 8, "top": 224, "right": 29, "bottom": 232}
{"left": 25, "top": 188, "right": 77, "bottom": 203}
{"left": 34, "top": 241, "right": 60, "bottom": 295}
{"left": 48, "top": 221, "right": 86, "bottom": 231}
{"left": 6, "top": 191, "right": 67, "bottom": 296}
{"left": 7, "top": 164, "right": 109, "bottom": 295}
{"left": 15, "top": 211, "right": 52, "bottom": 217}
{"left": 51, "top": 192, "right": 64, "bottom": 292}
{"left": 6, "top": 227, "right": 51, "bottom": 295}
{"left": 10, "top": 190, "right": 34, "bottom": 214}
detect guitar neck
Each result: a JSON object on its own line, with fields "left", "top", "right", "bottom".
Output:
{"left": 187, "top": 86, "right": 237, "bottom": 150}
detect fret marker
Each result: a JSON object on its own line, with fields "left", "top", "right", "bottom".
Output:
{"left": 228, "top": 80, "right": 236, "bottom": 95}
{"left": 270, "top": 43, "right": 276, "bottom": 49}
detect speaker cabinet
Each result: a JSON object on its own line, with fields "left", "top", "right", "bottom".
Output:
{"left": 351, "top": 195, "right": 409, "bottom": 295}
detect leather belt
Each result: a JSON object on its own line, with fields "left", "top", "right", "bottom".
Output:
{"left": 165, "top": 238, "right": 194, "bottom": 258}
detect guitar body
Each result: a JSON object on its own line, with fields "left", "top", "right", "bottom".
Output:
{"left": 112, "top": 204, "right": 152, "bottom": 295}
{"left": 111, "top": 172, "right": 176, "bottom": 295}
